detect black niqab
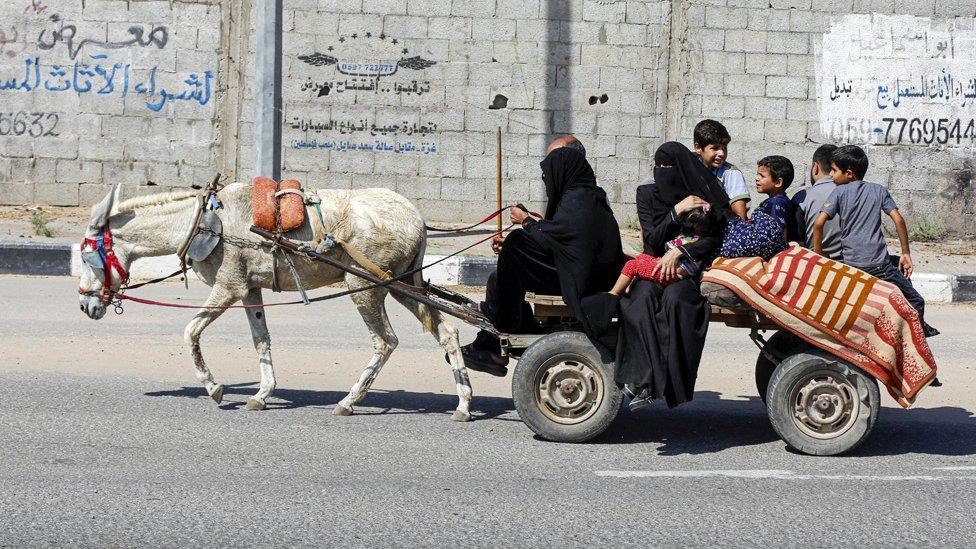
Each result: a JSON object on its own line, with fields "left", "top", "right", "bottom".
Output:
{"left": 652, "top": 141, "right": 730, "bottom": 213}
{"left": 527, "top": 147, "right": 624, "bottom": 335}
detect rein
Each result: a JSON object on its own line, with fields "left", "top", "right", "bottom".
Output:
{"left": 91, "top": 208, "right": 536, "bottom": 312}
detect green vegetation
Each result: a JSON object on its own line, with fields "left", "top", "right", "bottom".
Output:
{"left": 31, "top": 210, "right": 54, "bottom": 238}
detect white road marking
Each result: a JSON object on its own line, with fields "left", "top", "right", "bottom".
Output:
{"left": 595, "top": 470, "right": 976, "bottom": 481}
{"left": 934, "top": 466, "right": 976, "bottom": 471}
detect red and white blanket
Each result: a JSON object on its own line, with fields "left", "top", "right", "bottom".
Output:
{"left": 703, "top": 246, "right": 937, "bottom": 407}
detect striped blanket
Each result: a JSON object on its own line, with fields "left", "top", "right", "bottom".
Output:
{"left": 703, "top": 245, "right": 937, "bottom": 407}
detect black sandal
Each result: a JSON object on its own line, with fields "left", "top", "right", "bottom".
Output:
{"left": 445, "top": 345, "right": 509, "bottom": 377}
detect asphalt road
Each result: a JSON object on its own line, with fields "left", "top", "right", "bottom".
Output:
{"left": 2, "top": 276, "right": 975, "bottom": 547}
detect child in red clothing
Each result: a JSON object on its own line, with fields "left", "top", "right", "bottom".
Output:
{"left": 610, "top": 206, "right": 723, "bottom": 295}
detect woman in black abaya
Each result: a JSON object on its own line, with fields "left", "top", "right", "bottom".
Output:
{"left": 463, "top": 146, "right": 625, "bottom": 376}
{"left": 616, "top": 142, "right": 732, "bottom": 409}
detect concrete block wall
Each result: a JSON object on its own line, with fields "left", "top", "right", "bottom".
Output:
{"left": 0, "top": 0, "right": 222, "bottom": 206}
{"left": 231, "top": 0, "right": 672, "bottom": 227}
{"left": 2, "top": 0, "right": 974, "bottom": 236}
{"left": 673, "top": 1, "right": 976, "bottom": 234}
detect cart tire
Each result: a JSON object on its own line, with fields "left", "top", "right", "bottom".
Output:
{"left": 756, "top": 331, "right": 807, "bottom": 403}
{"left": 512, "top": 331, "right": 621, "bottom": 443}
{"left": 766, "top": 349, "right": 880, "bottom": 456}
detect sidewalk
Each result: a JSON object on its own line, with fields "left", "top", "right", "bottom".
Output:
{"left": 4, "top": 205, "right": 975, "bottom": 301}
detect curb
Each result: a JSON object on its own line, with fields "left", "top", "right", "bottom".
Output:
{"left": 1, "top": 242, "right": 973, "bottom": 303}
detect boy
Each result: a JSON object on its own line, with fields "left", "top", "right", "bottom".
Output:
{"left": 812, "top": 145, "right": 939, "bottom": 340}
{"left": 755, "top": 155, "right": 800, "bottom": 243}
{"left": 694, "top": 119, "right": 749, "bottom": 220}
{"left": 792, "top": 144, "right": 843, "bottom": 260}
{"left": 718, "top": 155, "right": 799, "bottom": 260}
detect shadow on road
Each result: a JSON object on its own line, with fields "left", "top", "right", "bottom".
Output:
{"left": 596, "top": 391, "right": 976, "bottom": 458}
{"left": 857, "top": 405, "right": 976, "bottom": 457}
{"left": 597, "top": 391, "right": 778, "bottom": 455}
{"left": 144, "top": 382, "right": 517, "bottom": 421}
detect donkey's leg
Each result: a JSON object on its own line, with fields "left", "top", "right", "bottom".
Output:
{"left": 183, "top": 286, "right": 243, "bottom": 405}
{"left": 391, "top": 295, "right": 473, "bottom": 422}
{"left": 334, "top": 285, "right": 398, "bottom": 416}
{"left": 242, "top": 288, "right": 274, "bottom": 411}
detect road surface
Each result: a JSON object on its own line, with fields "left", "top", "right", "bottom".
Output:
{"left": 1, "top": 276, "right": 974, "bottom": 547}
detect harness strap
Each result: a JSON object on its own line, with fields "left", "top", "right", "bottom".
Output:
{"left": 336, "top": 239, "right": 392, "bottom": 281}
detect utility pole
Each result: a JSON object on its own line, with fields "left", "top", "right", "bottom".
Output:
{"left": 253, "top": 0, "right": 282, "bottom": 180}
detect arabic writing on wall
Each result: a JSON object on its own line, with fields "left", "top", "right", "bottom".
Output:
{"left": 819, "top": 14, "right": 976, "bottom": 146}
{"left": 289, "top": 116, "right": 438, "bottom": 136}
{"left": 0, "top": 55, "right": 213, "bottom": 112}
{"left": 0, "top": 5, "right": 216, "bottom": 130}
{"left": 288, "top": 31, "right": 441, "bottom": 154}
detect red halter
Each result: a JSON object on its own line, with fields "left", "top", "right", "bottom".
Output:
{"left": 79, "top": 223, "right": 130, "bottom": 302}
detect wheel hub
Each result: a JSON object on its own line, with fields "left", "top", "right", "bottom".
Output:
{"left": 791, "top": 371, "right": 859, "bottom": 439}
{"left": 535, "top": 355, "right": 604, "bottom": 425}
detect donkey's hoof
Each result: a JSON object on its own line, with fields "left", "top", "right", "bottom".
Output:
{"left": 333, "top": 404, "right": 353, "bottom": 416}
{"left": 452, "top": 409, "right": 472, "bottom": 422}
{"left": 244, "top": 398, "right": 266, "bottom": 411}
{"left": 210, "top": 384, "right": 224, "bottom": 404}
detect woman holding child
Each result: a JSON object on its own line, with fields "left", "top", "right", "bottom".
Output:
{"left": 614, "top": 142, "right": 733, "bottom": 409}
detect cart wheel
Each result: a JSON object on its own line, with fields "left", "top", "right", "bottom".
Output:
{"left": 756, "top": 331, "right": 807, "bottom": 403}
{"left": 512, "top": 331, "right": 621, "bottom": 443}
{"left": 766, "top": 349, "right": 880, "bottom": 456}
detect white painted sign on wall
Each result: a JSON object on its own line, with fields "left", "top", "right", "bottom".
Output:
{"left": 819, "top": 14, "right": 976, "bottom": 148}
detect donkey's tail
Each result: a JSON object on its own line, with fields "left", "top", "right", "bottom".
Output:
{"left": 407, "top": 229, "right": 439, "bottom": 334}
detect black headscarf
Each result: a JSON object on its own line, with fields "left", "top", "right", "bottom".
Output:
{"left": 639, "top": 142, "right": 732, "bottom": 260}
{"left": 526, "top": 147, "right": 625, "bottom": 334}
{"left": 653, "top": 141, "right": 730, "bottom": 207}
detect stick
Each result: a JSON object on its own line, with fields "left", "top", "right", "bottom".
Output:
{"left": 496, "top": 127, "right": 502, "bottom": 237}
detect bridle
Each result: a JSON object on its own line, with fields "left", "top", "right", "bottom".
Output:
{"left": 78, "top": 222, "right": 130, "bottom": 308}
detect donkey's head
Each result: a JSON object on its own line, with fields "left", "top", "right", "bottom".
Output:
{"left": 78, "top": 184, "right": 133, "bottom": 320}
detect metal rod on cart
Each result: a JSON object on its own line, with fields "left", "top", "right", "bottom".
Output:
{"left": 496, "top": 127, "right": 502, "bottom": 237}
{"left": 249, "top": 226, "right": 498, "bottom": 333}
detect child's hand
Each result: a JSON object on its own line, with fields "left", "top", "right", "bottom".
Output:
{"left": 899, "top": 253, "right": 914, "bottom": 278}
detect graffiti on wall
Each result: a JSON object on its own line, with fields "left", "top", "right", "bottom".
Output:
{"left": 819, "top": 14, "right": 976, "bottom": 147}
{"left": 290, "top": 31, "right": 441, "bottom": 154}
{"left": 0, "top": 2, "right": 216, "bottom": 138}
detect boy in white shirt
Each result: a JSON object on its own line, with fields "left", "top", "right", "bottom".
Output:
{"left": 693, "top": 119, "right": 749, "bottom": 220}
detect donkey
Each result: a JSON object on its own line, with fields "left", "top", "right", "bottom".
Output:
{"left": 77, "top": 183, "right": 475, "bottom": 421}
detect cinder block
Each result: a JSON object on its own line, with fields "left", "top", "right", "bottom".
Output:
{"left": 33, "top": 138, "right": 79, "bottom": 160}
{"left": 79, "top": 183, "right": 115, "bottom": 206}
{"left": 55, "top": 160, "right": 103, "bottom": 184}
{"left": 770, "top": 0, "right": 812, "bottom": 8}
{"left": 765, "top": 119, "right": 808, "bottom": 143}
{"left": 318, "top": 0, "right": 367, "bottom": 14}
{"left": 767, "top": 31, "right": 810, "bottom": 54}
{"left": 705, "top": 6, "right": 749, "bottom": 29}
{"left": 745, "top": 53, "right": 787, "bottom": 75}
{"left": 495, "top": 0, "right": 540, "bottom": 17}
{"left": 363, "top": 0, "right": 408, "bottom": 15}
{"left": 766, "top": 75, "right": 808, "bottom": 98}
{"left": 701, "top": 95, "right": 746, "bottom": 118}
{"left": 745, "top": 96, "right": 788, "bottom": 119}
{"left": 383, "top": 15, "right": 429, "bottom": 39}
{"left": 725, "top": 73, "right": 767, "bottom": 96}
{"left": 472, "top": 18, "right": 516, "bottom": 41}
{"left": 34, "top": 182, "right": 80, "bottom": 206}
{"left": 582, "top": 0, "right": 627, "bottom": 22}
{"left": 0, "top": 182, "right": 34, "bottom": 205}
{"left": 933, "top": 0, "right": 976, "bottom": 16}
{"left": 396, "top": 176, "right": 441, "bottom": 199}
{"left": 746, "top": 8, "right": 790, "bottom": 31}
{"left": 427, "top": 17, "right": 471, "bottom": 40}
{"left": 724, "top": 29, "right": 766, "bottom": 53}
{"left": 450, "top": 0, "right": 496, "bottom": 18}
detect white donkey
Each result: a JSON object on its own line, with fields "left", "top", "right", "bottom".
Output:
{"left": 77, "top": 183, "right": 474, "bottom": 421}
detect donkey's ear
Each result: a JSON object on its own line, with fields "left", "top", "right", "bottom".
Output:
{"left": 86, "top": 184, "right": 121, "bottom": 236}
